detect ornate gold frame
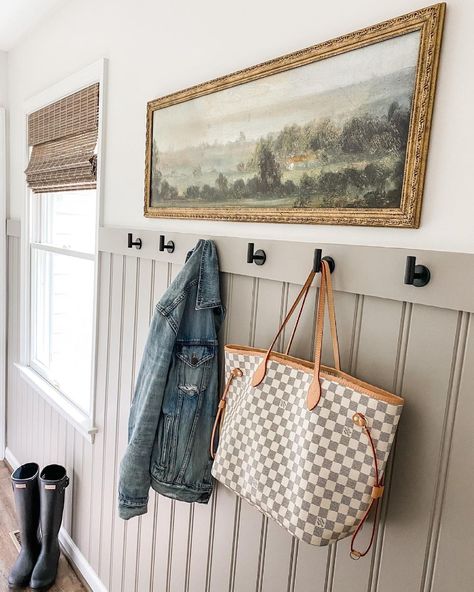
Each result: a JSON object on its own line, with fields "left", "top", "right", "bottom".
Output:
{"left": 144, "top": 3, "right": 445, "bottom": 227}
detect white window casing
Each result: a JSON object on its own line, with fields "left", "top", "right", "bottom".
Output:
{"left": 18, "top": 59, "right": 107, "bottom": 442}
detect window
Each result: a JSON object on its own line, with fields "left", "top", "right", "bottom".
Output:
{"left": 19, "top": 66, "right": 104, "bottom": 436}
{"left": 30, "top": 191, "right": 96, "bottom": 414}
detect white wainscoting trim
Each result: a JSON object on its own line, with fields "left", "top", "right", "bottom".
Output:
{"left": 59, "top": 529, "right": 108, "bottom": 592}
{"left": 99, "top": 225, "right": 474, "bottom": 314}
{"left": 4, "top": 447, "right": 107, "bottom": 592}
{"left": 6, "top": 233, "right": 474, "bottom": 592}
{"left": 8, "top": 219, "right": 474, "bottom": 313}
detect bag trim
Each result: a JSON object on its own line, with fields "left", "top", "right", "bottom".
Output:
{"left": 225, "top": 344, "right": 404, "bottom": 406}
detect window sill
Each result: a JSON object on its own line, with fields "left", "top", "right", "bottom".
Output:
{"left": 15, "top": 364, "right": 98, "bottom": 443}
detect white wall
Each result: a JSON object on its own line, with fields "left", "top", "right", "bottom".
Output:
{"left": 0, "top": 50, "right": 6, "bottom": 456}
{"left": 6, "top": 0, "right": 474, "bottom": 253}
{"left": 0, "top": 51, "right": 7, "bottom": 108}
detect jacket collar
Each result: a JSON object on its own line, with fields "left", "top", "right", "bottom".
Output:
{"left": 187, "top": 240, "right": 222, "bottom": 310}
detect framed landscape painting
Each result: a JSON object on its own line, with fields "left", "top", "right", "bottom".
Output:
{"left": 144, "top": 4, "right": 445, "bottom": 227}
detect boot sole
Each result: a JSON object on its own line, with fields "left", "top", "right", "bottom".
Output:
{"left": 8, "top": 581, "right": 31, "bottom": 589}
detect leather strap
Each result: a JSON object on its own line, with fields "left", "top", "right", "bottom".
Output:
{"left": 350, "top": 413, "right": 383, "bottom": 559}
{"left": 322, "top": 260, "right": 341, "bottom": 372}
{"left": 210, "top": 368, "right": 243, "bottom": 459}
{"left": 307, "top": 259, "right": 341, "bottom": 409}
{"left": 284, "top": 278, "right": 313, "bottom": 356}
{"left": 251, "top": 258, "right": 341, "bottom": 413}
{"left": 251, "top": 271, "right": 316, "bottom": 387}
{"left": 287, "top": 260, "right": 340, "bottom": 368}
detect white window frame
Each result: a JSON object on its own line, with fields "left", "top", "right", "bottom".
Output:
{"left": 17, "top": 60, "right": 107, "bottom": 441}
{"left": 29, "top": 195, "right": 97, "bottom": 401}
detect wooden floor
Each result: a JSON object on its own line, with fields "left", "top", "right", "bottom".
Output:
{"left": 0, "top": 462, "right": 86, "bottom": 592}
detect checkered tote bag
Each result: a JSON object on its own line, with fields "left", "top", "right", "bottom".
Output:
{"left": 211, "top": 260, "right": 404, "bottom": 558}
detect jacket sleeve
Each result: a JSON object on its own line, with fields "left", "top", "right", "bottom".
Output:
{"left": 118, "top": 307, "right": 175, "bottom": 519}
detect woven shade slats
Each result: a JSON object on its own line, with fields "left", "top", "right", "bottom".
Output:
{"left": 26, "top": 83, "right": 99, "bottom": 193}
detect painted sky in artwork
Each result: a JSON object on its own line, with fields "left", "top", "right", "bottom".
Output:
{"left": 152, "top": 31, "right": 421, "bottom": 152}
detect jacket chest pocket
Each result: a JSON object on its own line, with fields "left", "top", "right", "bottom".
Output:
{"left": 176, "top": 342, "right": 215, "bottom": 395}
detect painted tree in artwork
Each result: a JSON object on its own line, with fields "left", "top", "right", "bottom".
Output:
{"left": 215, "top": 172, "right": 228, "bottom": 194}
{"left": 151, "top": 139, "right": 180, "bottom": 202}
{"left": 255, "top": 140, "right": 281, "bottom": 191}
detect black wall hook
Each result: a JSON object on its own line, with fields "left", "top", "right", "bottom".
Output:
{"left": 313, "top": 249, "right": 335, "bottom": 273}
{"left": 404, "top": 256, "right": 431, "bottom": 287}
{"left": 247, "top": 243, "right": 266, "bottom": 266}
{"left": 159, "top": 235, "right": 175, "bottom": 253}
{"left": 127, "top": 233, "right": 142, "bottom": 250}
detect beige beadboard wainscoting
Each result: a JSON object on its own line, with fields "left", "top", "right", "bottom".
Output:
{"left": 5, "top": 222, "right": 474, "bottom": 592}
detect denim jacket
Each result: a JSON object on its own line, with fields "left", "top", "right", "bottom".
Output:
{"left": 119, "top": 240, "right": 224, "bottom": 519}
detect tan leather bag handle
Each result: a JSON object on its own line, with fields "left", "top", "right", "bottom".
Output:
{"left": 284, "top": 276, "right": 313, "bottom": 356}
{"left": 251, "top": 271, "right": 315, "bottom": 387}
{"left": 307, "top": 259, "right": 341, "bottom": 409}
{"left": 252, "top": 260, "right": 341, "bottom": 411}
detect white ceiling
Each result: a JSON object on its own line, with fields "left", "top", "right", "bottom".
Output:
{"left": 0, "top": 0, "right": 67, "bottom": 51}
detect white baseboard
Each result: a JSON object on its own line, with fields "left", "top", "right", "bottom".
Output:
{"left": 4, "top": 447, "right": 19, "bottom": 473}
{"left": 58, "top": 529, "right": 107, "bottom": 592}
{"left": 4, "top": 447, "right": 107, "bottom": 592}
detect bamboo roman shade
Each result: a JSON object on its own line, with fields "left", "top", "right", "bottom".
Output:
{"left": 25, "top": 83, "right": 99, "bottom": 193}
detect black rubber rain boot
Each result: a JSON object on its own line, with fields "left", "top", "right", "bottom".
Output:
{"left": 29, "top": 465, "right": 69, "bottom": 591}
{"left": 8, "top": 463, "right": 41, "bottom": 589}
